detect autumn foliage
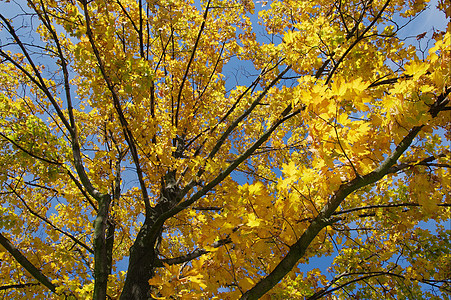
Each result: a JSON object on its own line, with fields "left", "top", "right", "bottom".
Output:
{"left": 0, "top": 0, "right": 450, "bottom": 299}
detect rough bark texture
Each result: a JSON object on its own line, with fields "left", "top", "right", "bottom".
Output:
{"left": 119, "top": 220, "right": 159, "bottom": 300}
{"left": 120, "top": 172, "right": 179, "bottom": 299}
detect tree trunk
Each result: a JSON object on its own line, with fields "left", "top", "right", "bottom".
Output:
{"left": 93, "top": 194, "right": 112, "bottom": 300}
{"left": 120, "top": 172, "right": 180, "bottom": 299}
{"left": 119, "top": 220, "right": 159, "bottom": 300}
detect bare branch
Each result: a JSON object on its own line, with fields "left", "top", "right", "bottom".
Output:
{"left": 207, "top": 64, "right": 291, "bottom": 161}
{"left": 308, "top": 270, "right": 451, "bottom": 299}
{"left": 192, "top": 206, "right": 223, "bottom": 211}
{"left": 387, "top": 153, "right": 449, "bottom": 174}
{"left": 368, "top": 74, "right": 413, "bottom": 88}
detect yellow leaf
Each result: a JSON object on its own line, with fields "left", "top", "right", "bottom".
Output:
{"left": 404, "top": 61, "right": 429, "bottom": 80}
{"left": 351, "top": 78, "right": 369, "bottom": 91}
{"left": 148, "top": 276, "right": 163, "bottom": 286}
{"left": 331, "top": 79, "right": 347, "bottom": 96}
{"left": 283, "top": 31, "right": 296, "bottom": 45}
{"left": 418, "top": 195, "right": 438, "bottom": 213}
{"left": 186, "top": 274, "right": 207, "bottom": 290}
{"left": 247, "top": 213, "right": 261, "bottom": 227}
{"left": 248, "top": 181, "right": 264, "bottom": 195}
{"left": 300, "top": 168, "right": 317, "bottom": 185}
{"left": 282, "top": 161, "right": 298, "bottom": 180}
{"left": 337, "top": 113, "right": 348, "bottom": 125}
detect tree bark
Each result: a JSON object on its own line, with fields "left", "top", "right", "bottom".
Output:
{"left": 120, "top": 177, "right": 177, "bottom": 300}
{"left": 119, "top": 219, "right": 160, "bottom": 300}
{"left": 93, "top": 194, "right": 112, "bottom": 300}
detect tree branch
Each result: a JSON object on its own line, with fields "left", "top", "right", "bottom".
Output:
{"left": 175, "top": 0, "right": 212, "bottom": 128}
{"left": 0, "top": 282, "right": 40, "bottom": 291}
{"left": 81, "top": 0, "right": 151, "bottom": 214}
{"left": 151, "top": 107, "right": 303, "bottom": 243}
{"left": 0, "top": 13, "right": 74, "bottom": 136}
{"left": 0, "top": 233, "right": 56, "bottom": 293}
{"left": 325, "top": 0, "right": 391, "bottom": 84}
{"left": 308, "top": 270, "right": 451, "bottom": 299}
{"left": 239, "top": 86, "right": 449, "bottom": 299}
{"left": 333, "top": 202, "right": 451, "bottom": 217}
{"left": 0, "top": 132, "right": 61, "bottom": 166}
{"left": 157, "top": 236, "right": 231, "bottom": 266}
{"left": 1, "top": 5, "right": 105, "bottom": 203}
{"left": 368, "top": 74, "right": 413, "bottom": 88}
{"left": 386, "top": 153, "right": 449, "bottom": 174}
{"left": 207, "top": 64, "right": 291, "bottom": 161}
{"left": 7, "top": 182, "right": 94, "bottom": 254}
{"left": 66, "top": 169, "right": 98, "bottom": 212}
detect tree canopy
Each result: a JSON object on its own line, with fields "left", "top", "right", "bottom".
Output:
{"left": 0, "top": 0, "right": 450, "bottom": 299}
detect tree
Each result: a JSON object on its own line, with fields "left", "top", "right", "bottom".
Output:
{"left": 0, "top": 0, "right": 449, "bottom": 298}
